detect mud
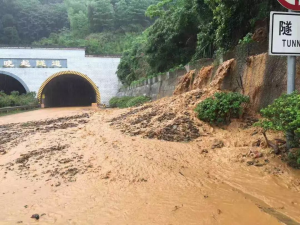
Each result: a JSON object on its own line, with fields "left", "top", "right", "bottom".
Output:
{"left": 0, "top": 113, "right": 90, "bottom": 152}
{"left": 1, "top": 107, "right": 300, "bottom": 225}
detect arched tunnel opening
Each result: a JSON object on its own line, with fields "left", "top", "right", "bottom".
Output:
{"left": 42, "top": 74, "right": 97, "bottom": 108}
{"left": 0, "top": 73, "right": 27, "bottom": 95}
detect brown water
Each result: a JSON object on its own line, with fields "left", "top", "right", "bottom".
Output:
{"left": 1, "top": 108, "right": 300, "bottom": 225}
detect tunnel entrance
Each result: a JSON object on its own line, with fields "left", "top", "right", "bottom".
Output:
{"left": 42, "top": 74, "right": 97, "bottom": 107}
{"left": 0, "top": 73, "right": 27, "bottom": 95}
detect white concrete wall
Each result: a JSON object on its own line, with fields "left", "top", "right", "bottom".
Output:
{"left": 0, "top": 48, "right": 120, "bottom": 105}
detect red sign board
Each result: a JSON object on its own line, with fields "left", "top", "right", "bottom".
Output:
{"left": 278, "top": 0, "right": 300, "bottom": 11}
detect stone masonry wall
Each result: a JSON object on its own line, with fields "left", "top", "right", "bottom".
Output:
{"left": 117, "top": 59, "right": 214, "bottom": 100}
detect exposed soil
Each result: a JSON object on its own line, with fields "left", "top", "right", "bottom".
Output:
{"left": 109, "top": 59, "right": 244, "bottom": 143}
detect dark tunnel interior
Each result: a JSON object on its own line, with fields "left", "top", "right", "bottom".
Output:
{"left": 43, "top": 75, "right": 96, "bottom": 108}
{"left": 0, "top": 73, "right": 26, "bottom": 95}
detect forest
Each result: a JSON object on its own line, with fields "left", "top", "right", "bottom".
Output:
{"left": 0, "top": 0, "right": 158, "bottom": 54}
{"left": 0, "top": 0, "right": 286, "bottom": 85}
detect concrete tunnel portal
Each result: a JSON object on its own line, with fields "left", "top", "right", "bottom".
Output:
{"left": 40, "top": 72, "right": 99, "bottom": 108}
{"left": 0, "top": 72, "right": 28, "bottom": 95}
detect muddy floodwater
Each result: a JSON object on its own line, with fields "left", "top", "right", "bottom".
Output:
{"left": 1, "top": 108, "right": 300, "bottom": 225}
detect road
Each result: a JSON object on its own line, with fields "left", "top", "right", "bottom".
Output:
{"left": 0, "top": 107, "right": 300, "bottom": 225}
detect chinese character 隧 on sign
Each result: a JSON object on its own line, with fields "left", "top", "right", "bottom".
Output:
{"left": 279, "top": 21, "right": 292, "bottom": 36}
{"left": 51, "top": 60, "right": 62, "bottom": 68}
{"left": 36, "top": 60, "right": 46, "bottom": 68}
{"left": 3, "top": 60, "right": 14, "bottom": 68}
{"left": 20, "top": 60, "right": 31, "bottom": 68}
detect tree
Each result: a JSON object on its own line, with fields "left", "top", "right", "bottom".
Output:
{"left": 2, "top": 27, "right": 20, "bottom": 44}
{"left": 88, "top": 0, "right": 115, "bottom": 32}
{"left": 1, "top": 14, "right": 15, "bottom": 28}
{"left": 145, "top": 0, "right": 205, "bottom": 73}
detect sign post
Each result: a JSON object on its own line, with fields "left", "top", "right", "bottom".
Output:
{"left": 287, "top": 10, "right": 297, "bottom": 95}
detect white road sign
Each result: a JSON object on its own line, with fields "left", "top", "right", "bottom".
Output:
{"left": 269, "top": 11, "right": 300, "bottom": 55}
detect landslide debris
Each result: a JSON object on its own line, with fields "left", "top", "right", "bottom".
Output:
{"left": 2, "top": 143, "right": 96, "bottom": 184}
{"left": 0, "top": 113, "right": 90, "bottom": 152}
{"left": 110, "top": 59, "right": 236, "bottom": 142}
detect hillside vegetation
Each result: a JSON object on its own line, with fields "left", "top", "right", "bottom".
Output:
{"left": 116, "top": 0, "right": 285, "bottom": 85}
{"left": 0, "top": 0, "right": 158, "bottom": 54}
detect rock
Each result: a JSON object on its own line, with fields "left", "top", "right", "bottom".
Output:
{"left": 254, "top": 163, "right": 265, "bottom": 167}
{"left": 201, "top": 149, "right": 208, "bottom": 154}
{"left": 253, "top": 152, "right": 263, "bottom": 159}
{"left": 31, "top": 214, "right": 39, "bottom": 220}
{"left": 211, "top": 140, "right": 224, "bottom": 149}
{"left": 17, "top": 221, "right": 23, "bottom": 223}
{"left": 0, "top": 150, "right": 7, "bottom": 155}
{"left": 247, "top": 161, "right": 255, "bottom": 166}
{"left": 251, "top": 139, "right": 261, "bottom": 147}
{"left": 248, "top": 150, "right": 263, "bottom": 159}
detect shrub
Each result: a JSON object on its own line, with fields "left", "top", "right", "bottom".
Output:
{"left": 0, "top": 91, "right": 38, "bottom": 108}
{"left": 109, "top": 96, "right": 151, "bottom": 108}
{"left": 255, "top": 92, "right": 300, "bottom": 164}
{"left": 194, "top": 92, "right": 250, "bottom": 125}
{"left": 109, "top": 97, "right": 121, "bottom": 108}
{"left": 109, "top": 96, "right": 134, "bottom": 108}
{"left": 126, "top": 96, "right": 151, "bottom": 107}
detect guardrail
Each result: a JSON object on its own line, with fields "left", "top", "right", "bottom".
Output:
{"left": 0, "top": 105, "right": 40, "bottom": 113}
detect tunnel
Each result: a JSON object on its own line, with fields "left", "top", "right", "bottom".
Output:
{"left": 42, "top": 74, "right": 97, "bottom": 107}
{"left": 0, "top": 73, "right": 27, "bottom": 95}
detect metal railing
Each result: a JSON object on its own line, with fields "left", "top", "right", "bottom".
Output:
{"left": 0, "top": 105, "right": 40, "bottom": 113}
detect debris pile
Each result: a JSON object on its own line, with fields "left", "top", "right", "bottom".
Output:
{"left": 2, "top": 144, "right": 95, "bottom": 183}
{"left": 192, "top": 66, "right": 213, "bottom": 90}
{"left": 173, "top": 70, "right": 196, "bottom": 95}
{"left": 0, "top": 113, "right": 90, "bottom": 152}
{"left": 110, "top": 59, "right": 236, "bottom": 142}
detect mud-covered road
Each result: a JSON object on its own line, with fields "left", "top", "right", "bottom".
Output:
{"left": 1, "top": 107, "right": 300, "bottom": 225}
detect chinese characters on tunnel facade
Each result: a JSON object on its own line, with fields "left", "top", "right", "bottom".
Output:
{"left": 270, "top": 12, "right": 300, "bottom": 55}
{"left": 1, "top": 59, "right": 67, "bottom": 68}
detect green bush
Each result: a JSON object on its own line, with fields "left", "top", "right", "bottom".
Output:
{"left": 255, "top": 92, "right": 300, "bottom": 165}
{"left": 109, "top": 96, "right": 151, "bottom": 108}
{"left": 116, "top": 97, "right": 135, "bottom": 108}
{"left": 126, "top": 96, "right": 151, "bottom": 107}
{"left": 0, "top": 91, "right": 38, "bottom": 108}
{"left": 109, "top": 97, "right": 121, "bottom": 108}
{"left": 194, "top": 92, "right": 250, "bottom": 125}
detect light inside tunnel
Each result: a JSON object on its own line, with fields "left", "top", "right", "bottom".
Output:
{"left": 0, "top": 73, "right": 27, "bottom": 95}
{"left": 42, "top": 74, "right": 96, "bottom": 107}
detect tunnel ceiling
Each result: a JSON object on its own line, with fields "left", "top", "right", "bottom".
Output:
{"left": 0, "top": 73, "right": 27, "bottom": 95}
{"left": 42, "top": 74, "right": 96, "bottom": 108}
